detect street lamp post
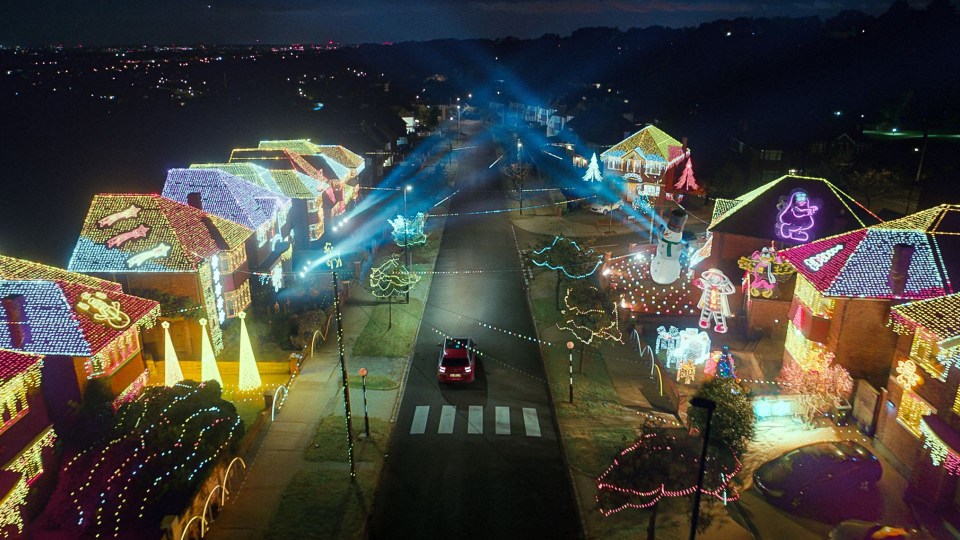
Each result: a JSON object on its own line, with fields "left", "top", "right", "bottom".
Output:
{"left": 332, "top": 272, "right": 356, "bottom": 480}
{"left": 359, "top": 367, "right": 370, "bottom": 437}
{"left": 566, "top": 341, "right": 575, "bottom": 403}
{"left": 457, "top": 104, "right": 461, "bottom": 144}
{"left": 403, "top": 185, "right": 412, "bottom": 302}
{"left": 517, "top": 139, "right": 524, "bottom": 215}
{"left": 689, "top": 397, "right": 716, "bottom": 539}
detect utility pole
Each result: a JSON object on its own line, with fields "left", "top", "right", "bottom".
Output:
{"left": 517, "top": 139, "right": 524, "bottom": 215}
{"left": 907, "top": 126, "right": 928, "bottom": 215}
{"left": 332, "top": 272, "right": 356, "bottom": 479}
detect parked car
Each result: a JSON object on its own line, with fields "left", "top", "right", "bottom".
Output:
{"left": 829, "top": 520, "right": 928, "bottom": 540}
{"left": 753, "top": 441, "right": 881, "bottom": 510}
{"left": 587, "top": 199, "right": 623, "bottom": 215}
{"left": 437, "top": 337, "right": 477, "bottom": 383}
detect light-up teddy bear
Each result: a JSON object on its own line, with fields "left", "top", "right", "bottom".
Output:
{"left": 776, "top": 189, "right": 819, "bottom": 242}
{"left": 650, "top": 208, "right": 688, "bottom": 285}
{"left": 694, "top": 268, "right": 736, "bottom": 333}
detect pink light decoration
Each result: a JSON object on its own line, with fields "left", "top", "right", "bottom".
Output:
{"left": 595, "top": 432, "right": 742, "bottom": 516}
{"left": 106, "top": 224, "right": 151, "bottom": 249}
{"left": 97, "top": 204, "right": 142, "bottom": 229}
{"left": 776, "top": 189, "right": 819, "bottom": 242}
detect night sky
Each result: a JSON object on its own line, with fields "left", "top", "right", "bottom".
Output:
{"left": 3, "top": 0, "right": 910, "bottom": 46}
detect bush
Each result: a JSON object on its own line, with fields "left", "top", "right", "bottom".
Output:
{"left": 688, "top": 377, "right": 756, "bottom": 456}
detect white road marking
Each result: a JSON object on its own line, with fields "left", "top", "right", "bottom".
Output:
{"left": 495, "top": 406, "right": 510, "bottom": 435}
{"left": 438, "top": 405, "right": 456, "bottom": 434}
{"left": 523, "top": 408, "right": 541, "bottom": 437}
{"left": 468, "top": 406, "right": 483, "bottom": 434}
{"left": 410, "top": 405, "right": 429, "bottom": 434}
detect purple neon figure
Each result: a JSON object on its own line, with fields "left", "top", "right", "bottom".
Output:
{"left": 776, "top": 190, "right": 819, "bottom": 242}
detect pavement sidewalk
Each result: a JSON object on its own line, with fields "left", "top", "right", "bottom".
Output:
{"left": 205, "top": 293, "right": 403, "bottom": 539}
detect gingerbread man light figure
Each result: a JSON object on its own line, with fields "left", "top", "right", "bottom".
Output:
{"left": 694, "top": 268, "right": 736, "bottom": 333}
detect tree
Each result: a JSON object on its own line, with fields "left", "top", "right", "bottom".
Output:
{"left": 674, "top": 157, "right": 700, "bottom": 192}
{"left": 844, "top": 168, "right": 901, "bottom": 209}
{"left": 370, "top": 255, "right": 421, "bottom": 328}
{"left": 557, "top": 282, "right": 621, "bottom": 372}
{"left": 528, "top": 236, "right": 604, "bottom": 310}
{"left": 596, "top": 421, "right": 739, "bottom": 538}
{"left": 583, "top": 152, "right": 602, "bottom": 182}
{"left": 778, "top": 352, "right": 854, "bottom": 427}
{"left": 688, "top": 377, "right": 756, "bottom": 457}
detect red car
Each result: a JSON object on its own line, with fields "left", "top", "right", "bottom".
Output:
{"left": 437, "top": 338, "right": 476, "bottom": 383}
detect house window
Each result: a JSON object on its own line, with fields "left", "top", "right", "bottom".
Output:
{"left": 912, "top": 328, "right": 945, "bottom": 380}
{"left": 277, "top": 208, "right": 287, "bottom": 229}
{"left": 307, "top": 199, "right": 317, "bottom": 213}
{"left": 897, "top": 392, "right": 934, "bottom": 437}
{"left": 224, "top": 280, "right": 252, "bottom": 318}
{"left": 309, "top": 223, "right": 322, "bottom": 240}
{"left": 760, "top": 149, "right": 783, "bottom": 161}
{"left": 256, "top": 226, "right": 267, "bottom": 247}
{"left": 644, "top": 161, "right": 665, "bottom": 176}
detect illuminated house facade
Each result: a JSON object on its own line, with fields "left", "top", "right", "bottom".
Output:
{"left": 162, "top": 168, "right": 294, "bottom": 295}
{"left": 189, "top": 161, "right": 322, "bottom": 249}
{"left": 595, "top": 125, "right": 689, "bottom": 204}
{"left": 877, "top": 293, "right": 960, "bottom": 523}
{"left": 0, "top": 259, "right": 160, "bottom": 535}
{"left": 779, "top": 205, "right": 960, "bottom": 389}
{"left": 67, "top": 194, "right": 254, "bottom": 359}
{"left": 705, "top": 175, "right": 880, "bottom": 332}
{"left": 256, "top": 139, "right": 365, "bottom": 233}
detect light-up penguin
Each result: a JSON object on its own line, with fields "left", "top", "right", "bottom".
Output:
{"left": 650, "top": 208, "right": 688, "bottom": 285}
{"left": 776, "top": 189, "right": 819, "bottom": 242}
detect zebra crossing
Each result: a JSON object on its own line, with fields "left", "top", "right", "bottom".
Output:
{"left": 408, "top": 405, "right": 543, "bottom": 437}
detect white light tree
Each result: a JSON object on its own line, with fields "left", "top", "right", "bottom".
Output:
{"left": 583, "top": 153, "right": 602, "bottom": 182}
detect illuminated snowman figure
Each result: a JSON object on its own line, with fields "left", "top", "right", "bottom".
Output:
{"left": 650, "top": 208, "right": 688, "bottom": 284}
{"left": 694, "top": 268, "right": 736, "bottom": 333}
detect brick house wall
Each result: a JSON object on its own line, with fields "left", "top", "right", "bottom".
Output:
{"left": 830, "top": 298, "right": 898, "bottom": 388}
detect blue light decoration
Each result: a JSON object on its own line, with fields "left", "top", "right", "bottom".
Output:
{"left": 776, "top": 189, "right": 820, "bottom": 242}
{"left": 530, "top": 236, "right": 603, "bottom": 279}
{"left": 389, "top": 213, "right": 428, "bottom": 247}
{"left": 162, "top": 168, "right": 292, "bottom": 231}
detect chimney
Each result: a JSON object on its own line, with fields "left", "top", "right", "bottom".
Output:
{"left": 187, "top": 192, "right": 203, "bottom": 211}
{"left": 888, "top": 243, "right": 915, "bottom": 296}
{"left": 681, "top": 137, "right": 688, "bottom": 151}
{"left": 201, "top": 216, "right": 230, "bottom": 251}
{"left": 2, "top": 294, "right": 32, "bottom": 349}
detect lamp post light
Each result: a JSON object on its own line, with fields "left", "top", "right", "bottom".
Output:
{"left": 689, "top": 397, "right": 716, "bottom": 539}
{"left": 517, "top": 139, "right": 524, "bottom": 215}
{"left": 566, "top": 341, "right": 575, "bottom": 403}
{"left": 456, "top": 104, "right": 461, "bottom": 144}
{"left": 402, "top": 184, "right": 412, "bottom": 302}
{"left": 332, "top": 272, "right": 356, "bottom": 480}
{"left": 359, "top": 367, "right": 370, "bottom": 437}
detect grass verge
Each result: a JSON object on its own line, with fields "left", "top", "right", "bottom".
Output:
{"left": 351, "top": 296, "right": 426, "bottom": 357}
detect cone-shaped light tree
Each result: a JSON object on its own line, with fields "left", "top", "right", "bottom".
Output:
{"left": 583, "top": 153, "right": 602, "bottom": 182}
{"left": 674, "top": 158, "right": 700, "bottom": 192}
{"left": 199, "top": 318, "right": 222, "bottom": 385}
{"left": 161, "top": 321, "right": 184, "bottom": 387}
{"left": 237, "top": 311, "right": 262, "bottom": 391}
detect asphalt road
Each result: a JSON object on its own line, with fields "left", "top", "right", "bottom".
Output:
{"left": 367, "top": 129, "right": 581, "bottom": 539}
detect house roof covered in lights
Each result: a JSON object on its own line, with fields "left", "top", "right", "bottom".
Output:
{"left": 226, "top": 150, "right": 327, "bottom": 199}
{"left": 0, "top": 254, "right": 121, "bottom": 292}
{"left": 780, "top": 205, "right": 960, "bottom": 300}
{"left": 258, "top": 139, "right": 365, "bottom": 173}
{"left": 0, "top": 279, "right": 159, "bottom": 357}
{"left": 708, "top": 175, "right": 881, "bottom": 245}
{"left": 600, "top": 125, "right": 687, "bottom": 166}
{"left": 162, "top": 168, "right": 292, "bottom": 230}
{"left": 68, "top": 194, "right": 252, "bottom": 274}
{"left": 889, "top": 293, "right": 960, "bottom": 353}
